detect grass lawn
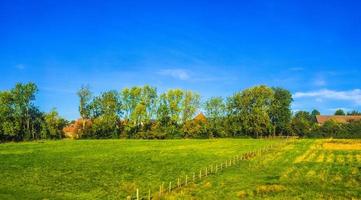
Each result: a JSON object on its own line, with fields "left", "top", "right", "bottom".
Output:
{"left": 167, "top": 139, "right": 361, "bottom": 199}
{"left": 0, "top": 139, "right": 279, "bottom": 199}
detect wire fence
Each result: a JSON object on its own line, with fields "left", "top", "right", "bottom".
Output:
{"left": 126, "top": 137, "right": 295, "bottom": 200}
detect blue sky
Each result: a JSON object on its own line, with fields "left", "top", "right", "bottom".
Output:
{"left": 1, "top": 0, "right": 361, "bottom": 119}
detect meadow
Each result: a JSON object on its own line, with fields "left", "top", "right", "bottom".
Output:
{"left": 0, "top": 139, "right": 279, "bottom": 199}
{"left": 167, "top": 139, "right": 361, "bottom": 199}
{"left": 0, "top": 138, "right": 360, "bottom": 199}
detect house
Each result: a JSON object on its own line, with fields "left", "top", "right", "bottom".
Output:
{"left": 194, "top": 112, "right": 207, "bottom": 122}
{"left": 63, "top": 118, "right": 92, "bottom": 139}
{"left": 315, "top": 115, "right": 361, "bottom": 125}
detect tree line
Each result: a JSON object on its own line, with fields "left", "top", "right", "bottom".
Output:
{"left": 0, "top": 82, "right": 360, "bottom": 141}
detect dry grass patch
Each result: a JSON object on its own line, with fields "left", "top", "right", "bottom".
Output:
{"left": 255, "top": 184, "right": 286, "bottom": 194}
{"left": 322, "top": 141, "right": 361, "bottom": 150}
{"left": 237, "top": 191, "right": 248, "bottom": 199}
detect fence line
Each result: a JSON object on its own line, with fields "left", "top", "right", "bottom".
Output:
{"left": 128, "top": 138, "right": 294, "bottom": 199}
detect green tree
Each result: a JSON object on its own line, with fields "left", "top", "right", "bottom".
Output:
{"left": 239, "top": 85, "right": 274, "bottom": 138}
{"left": 155, "top": 89, "right": 184, "bottom": 137}
{"left": 181, "top": 90, "right": 200, "bottom": 123}
{"left": 89, "top": 91, "right": 122, "bottom": 138}
{"left": 0, "top": 91, "right": 17, "bottom": 141}
{"left": 77, "top": 85, "right": 92, "bottom": 132}
{"left": 204, "top": 97, "right": 226, "bottom": 137}
{"left": 310, "top": 109, "right": 321, "bottom": 123}
{"left": 291, "top": 111, "right": 313, "bottom": 137}
{"left": 270, "top": 87, "right": 293, "bottom": 136}
{"left": 347, "top": 110, "right": 361, "bottom": 115}
{"left": 334, "top": 109, "right": 346, "bottom": 115}
{"left": 11, "top": 83, "right": 38, "bottom": 140}
{"left": 41, "top": 108, "right": 68, "bottom": 139}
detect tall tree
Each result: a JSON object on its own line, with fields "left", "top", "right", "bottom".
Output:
{"left": 41, "top": 108, "right": 67, "bottom": 139}
{"left": 239, "top": 85, "right": 274, "bottom": 138}
{"left": 204, "top": 97, "right": 226, "bottom": 137}
{"left": 77, "top": 85, "right": 92, "bottom": 131}
{"left": 89, "top": 90, "right": 122, "bottom": 138}
{"left": 11, "top": 83, "right": 38, "bottom": 140}
{"left": 269, "top": 87, "right": 293, "bottom": 136}
{"left": 163, "top": 89, "right": 184, "bottom": 124}
{"left": 226, "top": 92, "right": 244, "bottom": 136}
{"left": 77, "top": 85, "right": 92, "bottom": 119}
{"left": 291, "top": 111, "right": 313, "bottom": 137}
{"left": 0, "top": 91, "right": 18, "bottom": 140}
{"left": 310, "top": 109, "right": 321, "bottom": 123}
{"left": 181, "top": 90, "right": 200, "bottom": 123}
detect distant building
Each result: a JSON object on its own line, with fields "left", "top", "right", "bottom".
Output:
{"left": 316, "top": 115, "right": 361, "bottom": 125}
{"left": 193, "top": 112, "right": 207, "bottom": 122}
{"left": 63, "top": 118, "right": 92, "bottom": 139}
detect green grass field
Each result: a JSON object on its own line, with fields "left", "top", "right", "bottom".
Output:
{"left": 0, "top": 139, "right": 360, "bottom": 199}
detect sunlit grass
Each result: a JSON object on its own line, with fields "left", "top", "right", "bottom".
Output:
{"left": 0, "top": 139, "right": 279, "bottom": 199}
{"left": 168, "top": 139, "right": 361, "bottom": 199}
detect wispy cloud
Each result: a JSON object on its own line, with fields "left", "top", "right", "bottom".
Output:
{"left": 293, "top": 89, "right": 361, "bottom": 105}
{"left": 157, "top": 69, "right": 190, "bottom": 80}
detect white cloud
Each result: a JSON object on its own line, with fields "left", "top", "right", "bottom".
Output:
{"left": 158, "top": 69, "right": 190, "bottom": 80}
{"left": 293, "top": 89, "right": 361, "bottom": 105}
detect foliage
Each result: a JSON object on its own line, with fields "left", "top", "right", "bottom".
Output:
{"left": 204, "top": 97, "right": 226, "bottom": 137}
{"left": 270, "top": 87, "right": 293, "bottom": 136}
{"left": 2, "top": 82, "right": 361, "bottom": 140}
{"left": 41, "top": 108, "right": 68, "bottom": 139}
{"left": 347, "top": 110, "right": 361, "bottom": 115}
{"left": 334, "top": 109, "right": 346, "bottom": 115}
{"left": 238, "top": 85, "right": 274, "bottom": 138}
{"left": 291, "top": 111, "right": 313, "bottom": 137}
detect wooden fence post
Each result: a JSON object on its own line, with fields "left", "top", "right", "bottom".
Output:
{"left": 136, "top": 188, "right": 139, "bottom": 200}
{"left": 148, "top": 189, "right": 151, "bottom": 200}
{"left": 169, "top": 181, "right": 172, "bottom": 192}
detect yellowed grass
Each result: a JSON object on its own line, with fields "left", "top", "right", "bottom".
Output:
{"left": 315, "top": 152, "right": 325, "bottom": 162}
{"left": 305, "top": 150, "right": 319, "bottom": 162}
{"left": 281, "top": 167, "right": 294, "bottom": 179}
{"left": 356, "top": 154, "right": 361, "bottom": 162}
{"left": 237, "top": 191, "right": 248, "bottom": 199}
{"left": 336, "top": 154, "right": 345, "bottom": 164}
{"left": 322, "top": 141, "right": 361, "bottom": 150}
{"left": 351, "top": 167, "right": 359, "bottom": 175}
{"left": 346, "top": 153, "right": 354, "bottom": 163}
{"left": 325, "top": 152, "right": 334, "bottom": 163}
{"left": 255, "top": 184, "right": 286, "bottom": 194}
{"left": 294, "top": 148, "right": 315, "bottom": 163}
{"left": 306, "top": 170, "right": 317, "bottom": 178}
